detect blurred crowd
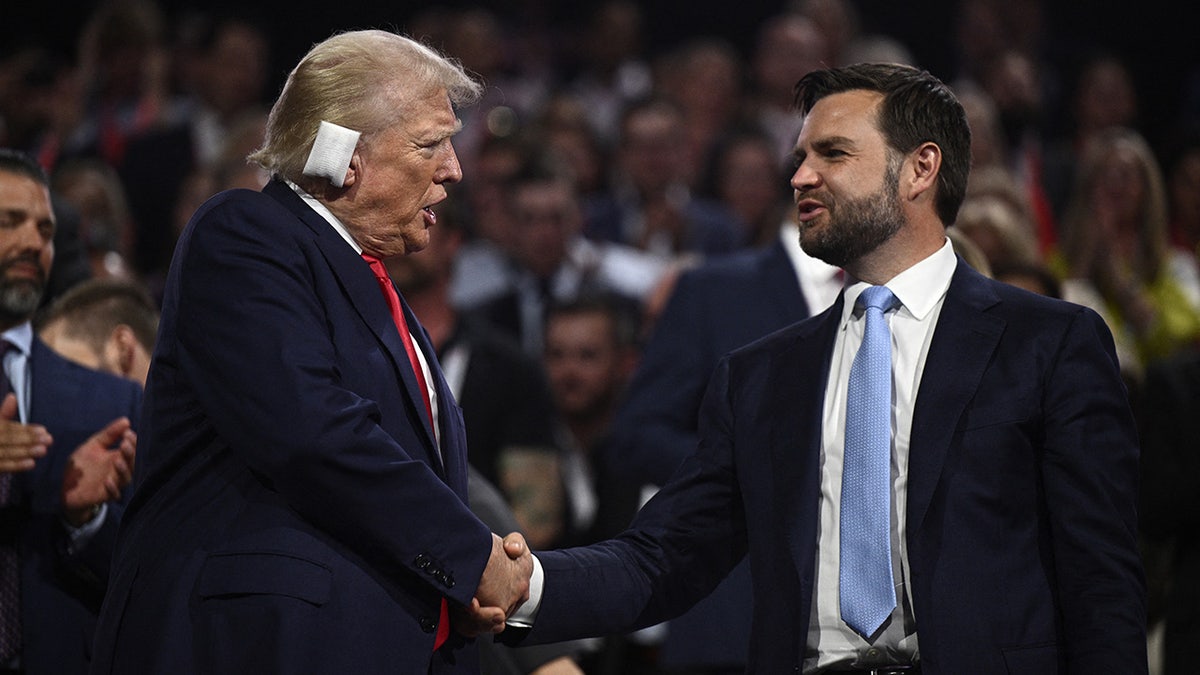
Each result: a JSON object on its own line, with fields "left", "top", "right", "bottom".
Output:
{"left": 4, "top": 0, "right": 1199, "bottom": 673}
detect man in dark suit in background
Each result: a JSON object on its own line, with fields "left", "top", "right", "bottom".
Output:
{"left": 496, "top": 63, "right": 1146, "bottom": 674}
{"left": 90, "top": 30, "right": 531, "bottom": 674}
{"left": 0, "top": 149, "right": 140, "bottom": 673}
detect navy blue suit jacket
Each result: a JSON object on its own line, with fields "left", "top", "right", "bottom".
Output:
{"left": 604, "top": 239, "right": 809, "bottom": 670}
{"left": 12, "top": 337, "right": 142, "bottom": 673}
{"left": 519, "top": 261, "right": 1147, "bottom": 674}
{"left": 91, "top": 181, "right": 493, "bottom": 674}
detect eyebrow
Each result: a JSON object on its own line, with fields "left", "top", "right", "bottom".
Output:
{"left": 421, "top": 119, "right": 464, "bottom": 145}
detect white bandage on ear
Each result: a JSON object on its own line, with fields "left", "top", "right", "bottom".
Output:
{"left": 302, "top": 121, "right": 361, "bottom": 188}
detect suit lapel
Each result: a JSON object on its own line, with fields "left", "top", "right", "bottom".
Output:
{"left": 263, "top": 181, "right": 441, "bottom": 466}
{"left": 772, "top": 297, "right": 843, "bottom": 582}
{"left": 907, "top": 261, "right": 1005, "bottom": 534}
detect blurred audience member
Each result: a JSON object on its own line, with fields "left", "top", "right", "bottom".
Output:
{"left": 1055, "top": 127, "right": 1200, "bottom": 380}
{"left": 390, "top": 202, "right": 566, "bottom": 549}
{"left": 35, "top": 278, "right": 158, "bottom": 387}
{"left": 534, "top": 95, "right": 611, "bottom": 200}
{"left": 584, "top": 97, "right": 740, "bottom": 258}
{"left": 567, "top": 0, "right": 654, "bottom": 147}
{"left": 954, "top": 193, "right": 1040, "bottom": 271}
{"left": 470, "top": 152, "right": 668, "bottom": 356}
{"left": 1167, "top": 138, "right": 1200, "bottom": 262}
{"left": 1043, "top": 54, "right": 1140, "bottom": 219}
{"left": 698, "top": 127, "right": 792, "bottom": 248}
{"left": 543, "top": 296, "right": 642, "bottom": 548}
{"left": 68, "top": 0, "right": 172, "bottom": 166}
{"left": 656, "top": 39, "right": 746, "bottom": 187}
{"left": 748, "top": 13, "right": 829, "bottom": 163}
{"left": 0, "top": 47, "right": 79, "bottom": 171}
{"left": 50, "top": 158, "right": 135, "bottom": 280}
{"left": 120, "top": 13, "right": 269, "bottom": 278}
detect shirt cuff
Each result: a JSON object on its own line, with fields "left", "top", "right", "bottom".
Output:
{"left": 64, "top": 503, "right": 107, "bottom": 551}
{"left": 507, "top": 553, "right": 544, "bottom": 628}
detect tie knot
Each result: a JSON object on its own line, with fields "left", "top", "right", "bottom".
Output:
{"left": 856, "top": 285, "right": 899, "bottom": 313}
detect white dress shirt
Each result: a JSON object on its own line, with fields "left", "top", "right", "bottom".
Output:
{"left": 805, "top": 239, "right": 957, "bottom": 673}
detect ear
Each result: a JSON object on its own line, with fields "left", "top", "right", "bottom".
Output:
{"left": 108, "top": 325, "right": 139, "bottom": 379}
{"left": 906, "top": 142, "right": 942, "bottom": 201}
{"left": 340, "top": 150, "right": 363, "bottom": 189}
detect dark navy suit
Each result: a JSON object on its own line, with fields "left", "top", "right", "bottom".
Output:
{"left": 91, "top": 181, "right": 493, "bottom": 673}
{"left": 605, "top": 239, "right": 810, "bottom": 671}
{"left": 518, "top": 261, "right": 1147, "bottom": 674}
{"left": 12, "top": 338, "right": 142, "bottom": 673}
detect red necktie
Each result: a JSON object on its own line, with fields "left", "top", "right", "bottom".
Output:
{"left": 361, "top": 253, "right": 450, "bottom": 651}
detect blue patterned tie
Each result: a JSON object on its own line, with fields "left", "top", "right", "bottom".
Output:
{"left": 840, "top": 285, "right": 900, "bottom": 638}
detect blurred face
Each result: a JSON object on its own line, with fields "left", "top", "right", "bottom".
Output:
{"left": 334, "top": 88, "right": 464, "bottom": 258}
{"left": 511, "top": 181, "right": 578, "bottom": 279}
{"left": 544, "top": 311, "right": 623, "bottom": 418}
{"left": 720, "top": 139, "right": 785, "bottom": 231}
{"left": 790, "top": 90, "right": 904, "bottom": 268}
{"left": 621, "top": 108, "right": 685, "bottom": 194}
{"left": 0, "top": 171, "right": 55, "bottom": 326}
{"left": 202, "top": 23, "right": 268, "bottom": 117}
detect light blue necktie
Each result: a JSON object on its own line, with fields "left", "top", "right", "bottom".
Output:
{"left": 840, "top": 285, "right": 900, "bottom": 638}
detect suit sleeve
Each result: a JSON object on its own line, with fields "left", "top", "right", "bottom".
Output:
{"left": 518, "top": 356, "right": 747, "bottom": 644}
{"left": 1040, "top": 307, "right": 1147, "bottom": 673}
{"left": 170, "top": 199, "right": 491, "bottom": 606}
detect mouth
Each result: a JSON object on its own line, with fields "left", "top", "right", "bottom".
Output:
{"left": 795, "top": 198, "right": 826, "bottom": 223}
{"left": 421, "top": 205, "right": 437, "bottom": 227}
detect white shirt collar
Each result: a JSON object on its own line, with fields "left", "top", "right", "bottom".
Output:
{"left": 1, "top": 322, "right": 34, "bottom": 357}
{"left": 841, "top": 237, "right": 957, "bottom": 324}
{"left": 285, "top": 180, "right": 362, "bottom": 254}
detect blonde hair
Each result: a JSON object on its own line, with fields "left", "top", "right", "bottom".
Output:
{"left": 248, "top": 30, "right": 482, "bottom": 186}
{"left": 1060, "top": 127, "right": 1169, "bottom": 282}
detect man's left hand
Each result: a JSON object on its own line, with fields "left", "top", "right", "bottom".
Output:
{"left": 61, "top": 416, "right": 136, "bottom": 526}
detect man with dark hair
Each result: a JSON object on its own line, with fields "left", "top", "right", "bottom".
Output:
{"left": 36, "top": 278, "right": 159, "bottom": 386}
{"left": 491, "top": 63, "right": 1147, "bottom": 674}
{"left": 0, "top": 148, "right": 140, "bottom": 672}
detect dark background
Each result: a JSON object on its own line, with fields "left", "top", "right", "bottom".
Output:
{"left": 6, "top": 0, "right": 1198, "bottom": 153}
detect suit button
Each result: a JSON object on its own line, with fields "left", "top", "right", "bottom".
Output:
{"left": 414, "top": 554, "right": 431, "bottom": 570}
{"left": 444, "top": 574, "right": 455, "bottom": 589}
{"left": 419, "top": 616, "right": 437, "bottom": 633}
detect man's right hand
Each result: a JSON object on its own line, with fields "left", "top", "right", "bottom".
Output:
{"left": 475, "top": 531, "right": 532, "bottom": 617}
{"left": 0, "top": 393, "right": 51, "bottom": 473}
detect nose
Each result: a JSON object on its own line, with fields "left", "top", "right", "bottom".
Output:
{"left": 437, "top": 143, "right": 463, "bottom": 184}
{"left": 12, "top": 216, "right": 49, "bottom": 251}
{"left": 790, "top": 159, "right": 820, "bottom": 192}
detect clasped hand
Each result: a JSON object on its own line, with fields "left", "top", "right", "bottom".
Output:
{"left": 1, "top": 393, "right": 136, "bottom": 525}
{"left": 452, "top": 531, "right": 532, "bottom": 637}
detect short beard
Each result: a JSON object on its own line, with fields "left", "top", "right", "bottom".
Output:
{"left": 0, "top": 280, "right": 43, "bottom": 325}
{"left": 799, "top": 158, "right": 905, "bottom": 268}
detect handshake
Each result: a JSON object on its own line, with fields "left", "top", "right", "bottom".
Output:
{"left": 453, "top": 532, "right": 534, "bottom": 636}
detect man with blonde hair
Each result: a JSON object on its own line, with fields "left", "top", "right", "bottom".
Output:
{"left": 91, "top": 30, "right": 532, "bottom": 674}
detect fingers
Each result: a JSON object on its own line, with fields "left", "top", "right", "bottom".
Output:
{"left": 450, "top": 598, "right": 506, "bottom": 638}
{"left": 502, "top": 531, "right": 528, "bottom": 559}
{"left": 0, "top": 393, "right": 17, "bottom": 421}
{"left": 90, "top": 417, "right": 132, "bottom": 449}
